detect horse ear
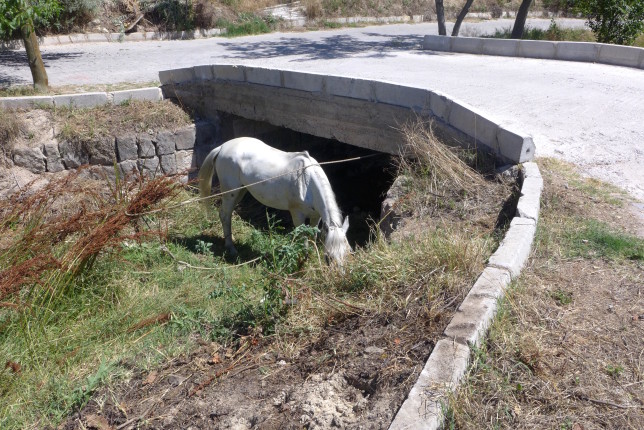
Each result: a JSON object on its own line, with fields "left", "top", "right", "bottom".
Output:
{"left": 342, "top": 216, "right": 349, "bottom": 233}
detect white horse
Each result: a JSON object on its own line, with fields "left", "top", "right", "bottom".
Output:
{"left": 198, "top": 137, "right": 351, "bottom": 266}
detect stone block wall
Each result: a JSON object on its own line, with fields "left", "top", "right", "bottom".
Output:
{"left": 7, "top": 121, "right": 217, "bottom": 182}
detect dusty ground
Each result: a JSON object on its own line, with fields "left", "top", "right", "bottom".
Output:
{"left": 450, "top": 159, "right": 644, "bottom": 429}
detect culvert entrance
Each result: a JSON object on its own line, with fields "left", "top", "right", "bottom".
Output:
{"left": 216, "top": 115, "right": 399, "bottom": 247}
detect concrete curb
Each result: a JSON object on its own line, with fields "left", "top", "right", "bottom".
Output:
{"left": 0, "top": 29, "right": 224, "bottom": 49}
{"left": 159, "top": 64, "right": 535, "bottom": 163}
{"left": 389, "top": 161, "right": 541, "bottom": 430}
{"left": 423, "top": 35, "right": 644, "bottom": 70}
{"left": 0, "top": 87, "right": 162, "bottom": 110}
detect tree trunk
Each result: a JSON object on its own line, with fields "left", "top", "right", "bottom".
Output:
{"left": 20, "top": 19, "right": 48, "bottom": 91}
{"left": 511, "top": 0, "right": 533, "bottom": 39}
{"left": 451, "top": 0, "right": 475, "bottom": 36}
{"left": 435, "top": 0, "right": 446, "bottom": 36}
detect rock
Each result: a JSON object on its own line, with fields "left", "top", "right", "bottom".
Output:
{"left": 365, "top": 346, "right": 385, "bottom": 355}
{"left": 138, "top": 157, "right": 160, "bottom": 177}
{"left": 59, "top": 140, "right": 89, "bottom": 169}
{"left": 495, "top": 164, "right": 520, "bottom": 180}
{"left": 13, "top": 147, "right": 46, "bottom": 174}
{"left": 43, "top": 142, "right": 65, "bottom": 172}
{"left": 379, "top": 175, "right": 411, "bottom": 238}
{"left": 87, "top": 136, "right": 116, "bottom": 166}
{"left": 160, "top": 153, "right": 177, "bottom": 175}
{"left": 138, "top": 133, "right": 156, "bottom": 158}
{"left": 155, "top": 130, "right": 176, "bottom": 155}
{"left": 116, "top": 133, "right": 138, "bottom": 161}
{"left": 175, "top": 124, "right": 197, "bottom": 150}
{"left": 119, "top": 160, "right": 139, "bottom": 178}
{"left": 175, "top": 150, "right": 194, "bottom": 172}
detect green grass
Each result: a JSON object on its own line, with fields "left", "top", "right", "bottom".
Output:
{"left": 0, "top": 123, "right": 502, "bottom": 428}
{"left": 565, "top": 220, "right": 644, "bottom": 260}
{"left": 217, "top": 13, "right": 278, "bottom": 37}
{"left": 488, "top": 21, "right": 596, "bottom": 43}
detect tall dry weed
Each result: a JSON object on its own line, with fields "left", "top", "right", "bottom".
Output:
{"left": 0, "top": 169, "right": 179, "bottom": 308}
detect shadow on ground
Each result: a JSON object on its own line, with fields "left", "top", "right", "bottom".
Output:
{"left": 216, "top": 32, "right": 430, "bottom": 61}
{"left": 0, "top": 50, "right": 83, "bottom": 86}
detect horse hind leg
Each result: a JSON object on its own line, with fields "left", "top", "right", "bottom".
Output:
{"left": 219, "top": 188, "right": 247, "bottom": 258}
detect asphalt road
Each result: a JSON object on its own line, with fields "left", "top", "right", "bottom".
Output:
{"left": 2, "top": 18, "right": 643, "bottom": 202}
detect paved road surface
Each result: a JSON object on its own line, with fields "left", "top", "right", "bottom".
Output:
{"left": 2, "top": 18, "right": 643, "bottom": 202}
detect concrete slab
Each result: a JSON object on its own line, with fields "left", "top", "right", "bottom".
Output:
{"left": 444, "top": 292, "right": 498, "bottom": 347}
{"left": 282, "top": 70, "right": 324, "bottom": 93}
{"left": 212, "top": 64, "right": 245, "bottom": 82}
{"left": 245, "top": 67, "right": 282, "bottom": 87}
{"left": 516, "top": 175, "right": 543, "bottom": 222}
{"left": 468, "top": 266, "right": 512, "bottom": 301}
{"left": 53, "top": 92, "right": 109, "bottom": 108}
{"left": 451, "top": 37, "right": 483, "bottom": 55}
{"left": 448, "top": 102, "right": 499, "bottom": 149}
{"left": 556, "top": 42, "right": 598, "bottom": 63}
{"left": 422, "top": 35, "right": 451, "bottom": 52}
{"left": 373, "top": 82, "right": 430, "bottom": 111}
{"left": 488, "top": 216, "right": 536, "bottom": 278}
{"left": 428, "top": 91, "right": 453, "bottom": 122}
{"left": 482, "top": 38, "right": 519, "bottom": 57}
{"left": 111, "top": 87, "right": 162, "bottom": 105}
{"left": 193, "top": 65, "right": 214, "bottom": 81}
{"left": 497, "top": 124, "right": 535, "bottom": 163}
{"left": 0, "top": 96, "right": 54, "bottom": 109}
{"left": 517, "top": 40, "right": 556, "bottom": 59}
{"left": 597, "top": 44, "right": 642, "bottom": 68}
{"left": 389, "top": 339, "right": 470, "bottom": 430}
{"left": 325, "top": 76, "right": 374, "bottom": 100}
{"left": 159, "top": 67, "right": 194, "bottom": 85}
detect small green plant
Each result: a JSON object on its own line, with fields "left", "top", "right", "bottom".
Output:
{"left": 195, "top": 239, "right": 213, "bottom": 255}
{"left": 605, "top": 364, "right": 624, "bottom": 378}
{"left": 217, "top": 12, "right": 277, "bottom": 37}
{"left": 551, "top": 289, "right": 573, "bottom": 306}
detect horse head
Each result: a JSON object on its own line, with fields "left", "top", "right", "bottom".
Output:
{"left": 323, "top": 216, "right": 351, "bottom": 268}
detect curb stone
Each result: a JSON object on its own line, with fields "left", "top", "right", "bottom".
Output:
{"left": 423, "top": 35, "right": 644, "bottom": 70}
{"left": 389, "top": 163, "right": 541, "bottom": 430}
{"left": 0, "top": 87, "right": 162, "bottom": 110}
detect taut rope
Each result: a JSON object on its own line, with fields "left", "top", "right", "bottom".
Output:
{"left": 126, "top": 153, "right": 384, "bottom": 217}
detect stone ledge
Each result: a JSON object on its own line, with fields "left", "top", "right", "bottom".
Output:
{"left": 0, "top": 87, "right": 162, "bottom": 111}
{"left": 389, "top": 339, "right": 470, "bottom": 430}
{"left": 390, "top": 163, "right": 542, "bottom": 430}
{"left": 159, "top": 65, "right": 536, "bottom": 164}
{"left": 423, "top": 35, "right": 644, "bottom": 70}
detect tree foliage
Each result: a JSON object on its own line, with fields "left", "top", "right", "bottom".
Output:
{"left": 0, "top": 0, "right": 60, "bottom": 40}
{"left": 577, "top": 0, "right": 644, "bottom": 45}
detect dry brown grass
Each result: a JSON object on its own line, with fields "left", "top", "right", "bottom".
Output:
{"left": 0, "top": 169, "right": 180, "bottom": 308}
{"left": 0, "top": 110, "right": 24, "bottom": 162}
{"left": 449, "top": 158, "right": 644, "bottom": 429}
{"left": 395, "top": 121, "right": 516, "bottom": 232}
{"left": 54, "top": 99, "right": 191, "bottom": 144}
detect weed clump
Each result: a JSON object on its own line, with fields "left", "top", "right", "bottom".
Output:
{"left": 0, "top": 110, "right": 23, "bottom": 162}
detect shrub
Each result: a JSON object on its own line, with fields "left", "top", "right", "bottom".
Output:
{"left": 145, "top": 0, "right": 195, "bottom": 31}
{"left": 576, "top": 0, "right": 644, "bottom": 45}
{"left": 52, "top": 0, "right": 103, "bottom": 33}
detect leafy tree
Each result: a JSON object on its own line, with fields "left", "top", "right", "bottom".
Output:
{"left": 0, "top": 0, "right": 60, "bottom": 90}
{"left": 576, "top": 0, "right": 644, "bottom": 45}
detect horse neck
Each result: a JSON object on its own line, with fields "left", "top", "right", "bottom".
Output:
{"left": 308, "top": 167, "right": 343, "bottom": 229}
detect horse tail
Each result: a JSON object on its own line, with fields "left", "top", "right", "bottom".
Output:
{"left": 198, "top": 145, "right": 222, "bottom": 207}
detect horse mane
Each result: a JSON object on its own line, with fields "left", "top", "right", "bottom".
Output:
{"left": 303, "top": 161, "right": 344, "bottom": 228}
